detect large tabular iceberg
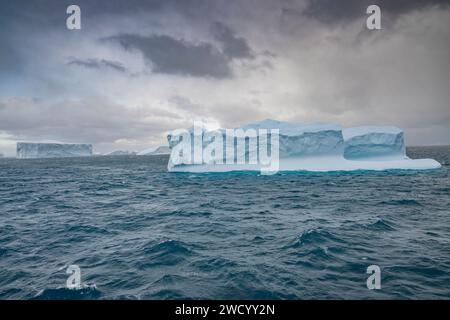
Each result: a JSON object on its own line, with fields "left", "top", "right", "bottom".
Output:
{"left": 167, "top": 120, "right": 441, "bottom": 173}
{"left": 17, "top": 142, "right": 93, "bottom": 159}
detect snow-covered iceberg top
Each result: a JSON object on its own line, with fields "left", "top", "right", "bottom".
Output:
{"left": 241, "top": 119, "right": 341, "bottom": 136}
{"left": 166, "top": 120, "right": 441, "bottom": 173}
{"left": 343, "top": 126, "right": 402, "bottom": 139}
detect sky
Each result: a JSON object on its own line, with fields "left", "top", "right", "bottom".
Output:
{"left": 0, "top": 0, "right": 449, "bottom": 156}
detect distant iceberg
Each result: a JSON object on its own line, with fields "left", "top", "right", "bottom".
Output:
{"left": 167, "top": 119, "right": 441, "bottom": 173}
{"left": 137, "top": 146, "right": 170, "bottom": 156}
{"left": 104, "top": 150, "right": 136, "bottom": 156}
{"left": 17, "top": 142, "right": 93, "bottom": 159}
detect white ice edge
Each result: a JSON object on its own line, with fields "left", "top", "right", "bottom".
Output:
{"left": 169, "top": 157, "right": 441, "bottom": 173}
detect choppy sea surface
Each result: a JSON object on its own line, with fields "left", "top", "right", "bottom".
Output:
{"left": 0, "top": 146, "right": 449, "bottom": 300}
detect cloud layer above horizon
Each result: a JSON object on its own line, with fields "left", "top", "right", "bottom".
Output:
{"left": 0, "top": 0, "right": 449, "bottom": 155}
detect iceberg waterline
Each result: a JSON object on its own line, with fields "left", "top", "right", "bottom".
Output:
{"left": 167, "top": 119, "right": 441, "bottom": 173}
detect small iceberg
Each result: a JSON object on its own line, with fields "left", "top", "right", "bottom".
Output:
{"left": 166, "top": 119, "right": 441, "bottom": 173}
{"left": 104, "top": 150, "right": 136, "bottom": 156}
{"left": 137, "top": 146, "right": 170, "bottom": 155}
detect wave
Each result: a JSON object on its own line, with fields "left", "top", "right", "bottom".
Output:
{"left": 31, "top": 284, "right": 101, "bottom": 300}
{"left": 378, "top": 199, "right": 423, "bottom": 206}
{"left": 136, "top": 240, "right": 194, "bottom": 268}
{"left": 293, "top": 228, "right": 343, "bottom": 247}
{"left": 364, "top": 218, "right": 396, "bottom": 231}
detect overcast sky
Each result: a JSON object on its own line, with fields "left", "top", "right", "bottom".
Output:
{"left": 0, "top": 0, "right": 449, "bottom": 155}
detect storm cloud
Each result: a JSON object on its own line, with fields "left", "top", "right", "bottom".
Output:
{"left": 303, "top": 0, "right": 450, "bottom": 24}
{"left": 0, "top": 0, "right": 449, "bottom": 155}
{"left": 107, "top": 34, "right": 233, "bottom": 78}
{"left": 212, "top": 22, "right": 254, "bottom": 60}
{"left": 68, "top": 58, "right": 127, "bottom": 73}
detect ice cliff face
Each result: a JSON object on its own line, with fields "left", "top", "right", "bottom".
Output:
{"left": 167, "top": 120, "right": 343, "bottom": 163}
{"left": 17, "top": 143, "right": 93, "bottom": 159}
{"left": 343, "top": 126, "right": 405, "bottom": 159}
{"left": 166, "top": 120, "right": 441, "bottom": 173}
{"left": 242, "top": 119, "right": 344, "bottom": 158}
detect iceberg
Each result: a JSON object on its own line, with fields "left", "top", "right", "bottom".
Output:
{"left": 167, "top": 120, "right": 441, "bottom": 173}
{"left": 343, "top": 126, "right": 405, "bottom": 159}
{"left": 16, "top": 142, "right": 93, "bottom": 159}
{"left": 104, "top": 150, "right": 136, "bottom": 156}
{"left": 137, "top": 146, "right": 170, "bottom": 156}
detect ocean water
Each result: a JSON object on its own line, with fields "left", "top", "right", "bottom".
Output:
{"left": 0, "top": 146, "right": 449, "bottom": 300}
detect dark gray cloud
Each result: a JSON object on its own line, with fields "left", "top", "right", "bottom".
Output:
{"left": 0, "top": 0, "right": 219, "bottom": 32}
{"left": 107, "top": 34, "right": 232, "bottom": 78}
{"left": 4, "top": 0, "right": 447, "bottom": 29}
{"left": 103, "top": 20, "right": 256, "bottom": 78}
{"left": 0, "top": 36, "right": 21, "bottom": 75}
{"left": 68, "top": 58, "right": 127, "bottom": 73}
{"left": 212, "top": 22, "right": 254, "bottom": 60}
{"left": 303, "top": 0, "right": 450, "bottom": 24}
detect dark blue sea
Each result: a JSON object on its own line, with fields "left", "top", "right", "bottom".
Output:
{"left": 0, "top": 146, "right": 449, "bottom": 300}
